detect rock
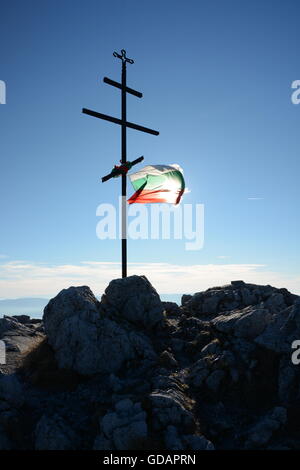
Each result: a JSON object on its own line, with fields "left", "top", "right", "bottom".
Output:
{"left": 43, "top": 284, "right": 157, "bottom": 375}
{"left": 12, "top": 315, "right": 31, "bottom": 324}
{"left": 255, "top": 301, "right": 300, "bottom": 353}
{"left": 203, "top": 402, "right": 234, "bottom": 435}
{"left": 1, "top": 278, "right": 299, "bottom": 450}
{"left": 35, "top": 414, "right": 79, "bottom": 450}
{"left": 211, "top": 311, "right": 244, "bottom": 334}
{"left": 278, "top": 358, "right": 298, "bottom": 403}
{"left": 202, "top": 295, "right": 221, "bottom": 315}
{"left": 183, "top": 434, "right": 214, "bottom": 450}
{"left": 231, "top": 280, "right": 246, "bottom": 288}
{"left": 189, "top": 358, "right": 210, "bottom": 388}
{"left": 212, "top": 307, "right": 271, "bottom": 339}
{"left": 101, "top": 275, "right": 163, "bottom": 329}
{"left": 115, "top": 398, "right": 134, "bottom": 413}
{"left": 205, "top": 370, "right": 225, "bottom": 393}
{"left": 159, "top": 350, "right": 178, "bottom": 369}
{"left": 0, "top": 374, "right": 24, "bottom": 407}
{"left": 245, "top": 407, "right": 287, "bottom": 448}
{"left": 264, "top": 293, "right": 286, "bottom": 311}
{"left": 164, "top": 425, "right": 184, "bottom": 450}
{"left": 109, "top": 373, "right": 123, "bottom": 393}
{"left": 0, "top": 316, "right": 44, "bottom": 356}
{"left": 113, "top": 420, "right": 147, "bottom": 450}
{"left": 181, "top": 295, "right": 192, "bottom": 306}
{"left": 0, "top": 426, "right": 12, "bottom": 450}
{"left": 234, "top": 308, "right": 272, "bottom": 339}
{"left": 100, "top": 400, "right": 148, "bottom": 450}
{"left": 149, "top": 389, "right": 194, "bottom": 432}
{"left": 93, "top": 435, "right": 113, "bottom": 450}
{"left": 162, "top": 302, "right": 181, "bottom": 317}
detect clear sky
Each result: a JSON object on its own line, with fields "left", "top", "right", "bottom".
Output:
{"left": 1, "top": 0, "right": 300, "bottom": 300}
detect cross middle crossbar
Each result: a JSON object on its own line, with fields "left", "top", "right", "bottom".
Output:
{"left": 103, "top": 77, "right": 143, "bottom": 98}
{"left": 82, "top": 108, "right": 159, "bottom": 136}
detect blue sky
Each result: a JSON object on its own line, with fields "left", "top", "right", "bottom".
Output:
{"left": 1, "top": 0, "right": 300, "bottom": 300}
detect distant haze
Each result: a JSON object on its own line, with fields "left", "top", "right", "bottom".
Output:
{"left": 0, "top": 298, "right": 49, "bottom": 319}
{"left": 0, "top": 294, "right": 182, "bottom": 319}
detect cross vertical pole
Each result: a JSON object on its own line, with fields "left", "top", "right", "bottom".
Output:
{"left": 121, "top": 58, "right": 127, "bottom": 278}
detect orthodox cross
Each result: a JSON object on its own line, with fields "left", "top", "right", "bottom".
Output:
{"left": 82, "top": 49, "right": 159, "bottom": 278}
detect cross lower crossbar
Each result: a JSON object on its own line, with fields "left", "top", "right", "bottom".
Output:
{"left": 101, "top": 156, "right": 144, "bottom": 182}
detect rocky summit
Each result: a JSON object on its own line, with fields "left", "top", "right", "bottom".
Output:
{"left": 0, "top": 275, "right": 300, "bottom": 450}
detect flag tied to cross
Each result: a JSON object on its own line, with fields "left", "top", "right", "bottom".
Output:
{"left": 127, "top": 164, "right": 185, "bottom": 205}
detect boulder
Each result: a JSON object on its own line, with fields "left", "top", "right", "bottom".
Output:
{"left": 100, "top": 399, "right": 148, "bottom": 450}
{"left": 212, "top": 307, "right": 271, "bottom": 339}
{"left": 43, "top": 283, "right": 157, "bottom": 375}
{"left": 35, "top": 414, "right": 79, "bottom": 450}
{"left": 101, "top": 275, "right": 163, "bottom": 329}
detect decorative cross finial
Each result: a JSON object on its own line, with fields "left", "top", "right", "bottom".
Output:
{"left": 113, "top": 49, "right": 134, "bottom": 65}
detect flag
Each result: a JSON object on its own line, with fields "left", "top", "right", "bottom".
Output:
{"left": 127, "top": 164, "right": 185, "bottom": 205}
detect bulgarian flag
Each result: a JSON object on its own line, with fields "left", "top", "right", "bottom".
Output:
{"left": 127, "top": 164, "right": 185, "bottom": 205}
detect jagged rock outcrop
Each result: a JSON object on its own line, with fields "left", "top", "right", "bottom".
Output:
{"left": 43, "top": 278, "right": 161, "bottom": 375}
{"left": 0, "top": 277, "right": 300, "bottom": 450}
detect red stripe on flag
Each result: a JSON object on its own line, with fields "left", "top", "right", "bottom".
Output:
{"left": 127, "top": 189, "right": 181, "bottom": 204}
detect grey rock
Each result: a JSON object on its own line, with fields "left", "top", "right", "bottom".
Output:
{"left": 231, "top": 280, "right": 246, "bottom": 288}
{"left": 212, "top": 311, "right": 244, "bottom": 334}
{"left": 164, "top": 425, "right": 184, "bottom": 450}
{"left": 189, "top": 358, "right": 211, "bottom": 388}
{"left": 264, "top": 293, "right": 286, "bottom": 311}
{"left": 183, "top": 434, "right": 215, "bottom": 450}
{"left": 0, "top": 426, "right": 12, "bottom": 450}
{"left": 113, "top": 419, "right": 147, "bottom": 450}
{"left": 115, "top": 398, "right": 134, "bottom": 413}
{"left": 101, "top": 275, "right": 163, "bottom": 329}
{"left": 0, "top": 374, "right": 24, "bottom": 407}
{"left": 160, "top": 350, "right": 178, "bottom": 368}
{"left": 162, "top": 301, "right": 181, "bottom": 316}
{"left": 100, "top": 399, "right": 147, "bottom": 450}
{"left": 205, "top": 370, "right": 225, "bottom": 392}
{"left": 43, "top": 284, "right": 157, "bottom": 375}
{"left": 212, "top": 307, "right": 271, "bottom": 339}
{"left": 234, "top": 308, "right": 271, "bottom": 339}
{"left": 245, "top": 407, "right": 287, "bottom": 448}
{"left": 109, "top": 373, "right": 122, "bottom": 393}
{"left": 201, "top": 339, "right": 222, "bottom": 356}
{"left": 93, "top": 435, "right": 113, "bottom": 450}
{"left": 35, "top": 414, "right": 79, "bottom": 450}
{"left": 12, "top": 315, "right": 31, "bottom": 324}
{"left": 255, "top": 301, "right": 300, "bottom": 353}
{"left": 0, "top": 316, "right": 44, "bottom": 355}
{"left": 150, "top": 390, "right": 194, "bottom": 431}
{"left": 181, "top": 295, "right": 192, "bottom": 306}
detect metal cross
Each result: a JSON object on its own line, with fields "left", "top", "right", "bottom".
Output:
{"left": 82, "top": 50, "right": 159, "bottom": 278}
